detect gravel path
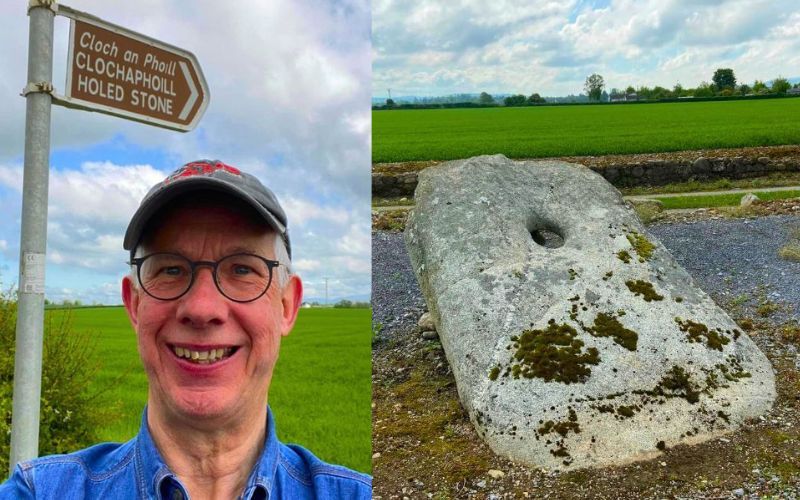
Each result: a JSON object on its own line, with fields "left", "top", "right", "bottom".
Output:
{"left": 372, "top": 214, "right": 800, "bottom": 338}
{"left": 649, "top": 214, "right": 800, "bottom": 323}
{"left": 371, "top": 231, "right": 426, "bottom": 338}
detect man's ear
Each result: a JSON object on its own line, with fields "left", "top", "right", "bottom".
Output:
{"left": 122, "top": 275, "right": 140, "bottom": 329}
{"left": 279, "top": 274, "right": 303, "bottom": 337}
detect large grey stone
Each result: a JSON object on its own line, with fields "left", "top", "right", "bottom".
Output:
{"left": 404, "top": 155, "right": 775, "bottom": 470}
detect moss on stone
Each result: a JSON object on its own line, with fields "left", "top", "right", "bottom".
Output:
{"left": 616, "top": 250, "right": 632, "bottom": 263}
{"left": 506, "top": 320, "right": 600, "bottom": 384}
{"left": 626, "top": 231, "right": 655, "bottom": 261}
{"left": 588, "top": 312, "right": 638, "bottom": 351}
{"left": 676, "top": 318, "right": 730, "bottom": 351}
{"left": 488, "top": 366, "right": 500, "bottom": 381}
{"left": 659, "top": 365, "right": 700, "bottom": 404}
{"left": 717, "top": 363, "right": 751, "bottom": 381}
{"left": 625, "top": 280, "right": 664, "bottom": 302}
{"left": 568, "top": 268, "right": 578, "bottom": 280}
{"left": 616, "top": 405, "right": 637, "bottom": 418}
{"left": 538, "top": 418, "right": 581, "bottom": 438}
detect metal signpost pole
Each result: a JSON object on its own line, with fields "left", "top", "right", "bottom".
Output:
{"left": 10, "top": 0, "right": 55, "bottom": 473}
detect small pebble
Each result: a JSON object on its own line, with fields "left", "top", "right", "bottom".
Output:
{"left": 372, "top": 452, "right": 381, "bottom": 459}
{"left": 732, "top": 488, "right": 744, "bottom": 497}
{"left": 422, "top": 330, "right": 438, "bottom": 340}
{"left": 488, "top": 469, "right": 505, "bottom": 479}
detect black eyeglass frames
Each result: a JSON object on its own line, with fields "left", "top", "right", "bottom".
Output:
{"left": 128, "top": 252, "right": 281, "bottom": 303}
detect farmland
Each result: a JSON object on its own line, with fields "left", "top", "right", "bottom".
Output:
{"left": 46, "top": 306, "right": 372, "bottom": 473}
{"left": 372, "top": 98, "right": 800, "bottom": 163}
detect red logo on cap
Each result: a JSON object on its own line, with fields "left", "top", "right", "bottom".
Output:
{"left": 164, "top": 161, "right": 242, "bottom": 184}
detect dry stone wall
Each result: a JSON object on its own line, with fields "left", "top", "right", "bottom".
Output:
{"left": 373, "top": 155, "right": 798, "bottom": 197}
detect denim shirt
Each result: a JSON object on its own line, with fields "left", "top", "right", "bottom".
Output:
{"left": 1, "top": 408, "right": 371, "bottom": 499}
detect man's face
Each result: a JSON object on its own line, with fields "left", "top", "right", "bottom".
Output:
{"left": 122, "top": 202, "right": 302, "bottom": 424}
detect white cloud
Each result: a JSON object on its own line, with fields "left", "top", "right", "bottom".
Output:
{"left": 48, "top": 162, "right": 166, "bottom": 223}
{"left": 374, "top": 0, "right": 800, "bottom": 97}
{"left": 331, "top": 255, "right": 370, "bottom": 275}
{"left": 293, "top": 258, "right": 321, "bottom": 272}
{"left": 335, "top": 224, "right": 370, "bottom": 256}
{"left": 282, "top": 196, "right": 350, "bottom": 226}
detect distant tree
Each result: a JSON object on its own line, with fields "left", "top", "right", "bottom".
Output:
{"left": 771, "top": 76, "right": 791, "bottom": 94}
{"left": 333, "top": 299, "right": 369, "bottom": 308}
{"left": 503, "top": 94, "right": 527, "bottom": 106}
{"left": 712, "top": 68, "right": 736, "bottom": 91}
{"left": 584, "top": 73, "right": 605, "bottom": 101}
{"left": 601, "top": 90, "right": 609, "bottom": 102}
{"left": 385, "top": 98, "right": 395, "bottom": 108}
{"left": 719, "top": 88, "right": 734, "bottom": 97}
{"left": 752, "top": 80, "right": 768, "bottom": 93}
{"left": 527, "top": 92, "right": 545, "bottom": 104}
{"left": 738, "top": 83, "right": 751, "bottom": 95}
{"left": 625, "top": 85, "right": 636, "bottom": 94}
{"left": 672, "top": 83, "right": 683, "bottom": 97}
{"left": 478, "top": 92, "right": 494, "bottom": 104}
{"left": 651, "top": 86, "right": 669, "bottom": 100}
{"left": 694, "top": 81, "right": 714, "bottom": 98}
{"left": 637, "top": 86, "right": 652, "bottom": 100}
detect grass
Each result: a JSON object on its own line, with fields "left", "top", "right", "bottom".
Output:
{"left": 620, "top": 172, "right": 800, "bottom": 196}
{"left": 46, "top": 306, "right": 372, "bottom": 473}
{"left": 372, "top": 196, "right": 415, "bottom": 207}
{"left": 652, "top": 189, "right": 800, "bottom": 210}
{"left": 373, "top": 98, "right": 800, "bottom": 163}
{"left": 372, "top": 208, "right": 410, "bottom": 231}
{"left": 778, "top": 226, "right": 800, "bottom": 263}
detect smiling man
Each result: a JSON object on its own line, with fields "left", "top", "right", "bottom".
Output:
{"left": 1, "top": 161, "right": 372, "bottom": 499}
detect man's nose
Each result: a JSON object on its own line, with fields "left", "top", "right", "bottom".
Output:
{"left": 176, "top": 267, "right": 228, "bottom": 328}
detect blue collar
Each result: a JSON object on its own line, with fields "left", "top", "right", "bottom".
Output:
{"left": 134, "top": 407, "right": 281, "bottom": 499}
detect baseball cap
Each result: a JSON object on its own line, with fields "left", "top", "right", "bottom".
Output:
{"left": 123, "top": 160, "right": 291, "bottom": 258}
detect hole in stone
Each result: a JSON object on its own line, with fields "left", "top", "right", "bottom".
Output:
{"left": 530, "top": 228, "right": 564, "bottom": 249}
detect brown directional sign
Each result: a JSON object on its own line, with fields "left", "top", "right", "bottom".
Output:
{"left": 56, "top": 5, "right": 209, "bottom": 132}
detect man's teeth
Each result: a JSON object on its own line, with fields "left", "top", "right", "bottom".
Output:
{"left": 172, "top": 346, "right": 233, "bottom": 364}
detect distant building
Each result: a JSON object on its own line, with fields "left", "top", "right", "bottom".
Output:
{"left": 609, "top": 92, "right": 638, "bottom": 102}
{"left": 788, "top": 87, "right": 800, "bottom": 95}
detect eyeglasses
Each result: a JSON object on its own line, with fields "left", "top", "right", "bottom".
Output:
{"left": 129, "top": 253, "right": 281, "bottom": 303}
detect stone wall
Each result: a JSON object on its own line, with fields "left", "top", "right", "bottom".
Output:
{"left": 372, "top": 155, "right": 800, "bottom": 198}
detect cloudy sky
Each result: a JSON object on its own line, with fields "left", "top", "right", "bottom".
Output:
{"left": 0, "top": 0, "right": 370, "bottom": 305}
{"left": 373, "top": 0, "right": 800, "bottom": 98}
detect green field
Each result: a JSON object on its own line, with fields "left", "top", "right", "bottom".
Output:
{"left": 46, "top": 306, "right": 372, "bottom": 473}
{"left": 653, "top": 189, "right": 800, "bottom": 209}
{"left": 373, "top": 98, "right": 800, "bottom": 163}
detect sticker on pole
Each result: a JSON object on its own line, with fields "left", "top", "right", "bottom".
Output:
{"left": 21, "top": 253, "right": 45, "bottom": 295}
{"left": 55, "top": 5, "right": 209, "bottom": 132}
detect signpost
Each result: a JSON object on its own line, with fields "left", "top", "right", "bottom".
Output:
{"left": 57, "top": 4, "right": 208, "bottom": 131}
{"left": 10, "top": 0, "right": 208, "bottom": 473}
